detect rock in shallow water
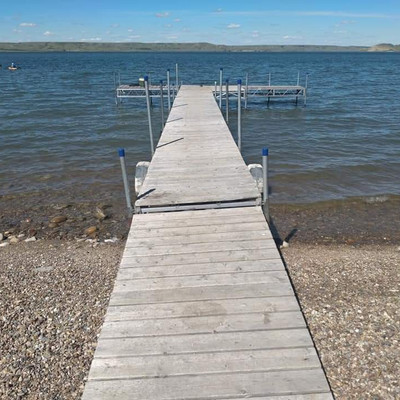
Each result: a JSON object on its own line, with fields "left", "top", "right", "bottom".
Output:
{"left": 84, "top": 226, "right": 97, "bottom": 236}
{"left": 51, "top": 216, "right": 67, "bottom": 224}
{"left": 95, "top": 207, "right": 107, "bottom": 221}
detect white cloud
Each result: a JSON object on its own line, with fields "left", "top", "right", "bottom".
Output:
{"left": 174, "top": 18, "right": 181, "bottom": 22}
{"left": 219, "top": 10, "right": 398, "bottom": 19}
{"left": 155, "top": 12, "right": 169, "bottom": 18}
{"left": 340, "top": 20, "right": 356, "bottom": 25}
{"left": 214, "top": 8, "right": 223, "bottom": 13}
{"left": 20, "top": 22, "right": 36, "bottom": 27}
{"left": 166, "top": 35, "right": 178, "bottom": 39}
{"left": 227, "top": 23, "right": 240, "bottom": 29}
{"left": 283, "top": 35, "right": 302, "bottom": 40}
{"left": 252, "top": 31, "right": 260, "bottom": 38}
{"left": 13, "top": 29, "right": 22, "bottom": 33}
{"left": 80, "top": 37, "right": 102, "bottom": 41}
{"left": 127, "top": 29, "right": 133, "bottom": 32}
{"left": 43, "top": 31, "right": 54, "bottom": 36}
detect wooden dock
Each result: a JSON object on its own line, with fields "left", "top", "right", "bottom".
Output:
{"left": 82, "top": 85, "right": 332, "bottom": 399}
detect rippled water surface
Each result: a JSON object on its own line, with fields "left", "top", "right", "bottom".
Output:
{"left": 1, "top": 52, "right": 399, "bottom": 204}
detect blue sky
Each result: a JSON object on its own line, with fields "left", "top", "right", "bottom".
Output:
{"left": 1, "top": 0, "right": 399, "bottom": 45}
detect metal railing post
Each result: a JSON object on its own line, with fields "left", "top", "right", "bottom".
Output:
{"left": 219, "top": 67, "right": 223, "bottom": 109}
{"left": 262, "top": 148, "right": 269, "bottom": 222}
{"left": 245, "top": 73, "right": 248, "bottom": 109}
{"left": 118, "top": 148, "right": 133, "bottom": 215}
{"left": 114, "top": 72, "right": 119, "bottom": 105}
{"left": 237, "top": 79, "right": 242, "bottom": 152}
{"left": 304, "top": 73, "right": 309, "bottom": 107}
{"left": 144, "top": 76, "right": 155, "bottom": 156}
{"left": 225, "top": 78, "right": 229, "bottom": 122}
{"left": 167, "top": 69, "right": 171, "bottom": 111}
{"left": 160, "top": 80, "right": 165, "bottom": 128}
{"left": 176, "top": 63, "right": 179, "bottom": 89}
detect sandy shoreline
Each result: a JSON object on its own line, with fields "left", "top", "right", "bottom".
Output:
{"left": 0, "top": 238, "right": 398, "bottom": 399}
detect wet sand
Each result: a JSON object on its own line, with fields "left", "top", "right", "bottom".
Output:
{"left": 1, "top": 192, "right": 399, "bottom": 246}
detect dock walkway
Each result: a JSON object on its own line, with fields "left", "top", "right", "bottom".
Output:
{"left": 82, "top": 86, "right": 332, "bottom": 399}
{"left": 135, "top": 86, "right": 260, "bottom": 213}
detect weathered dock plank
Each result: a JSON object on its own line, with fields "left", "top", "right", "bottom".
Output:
{"left": 82, "top": 207, "right": 332, "bottom": 399}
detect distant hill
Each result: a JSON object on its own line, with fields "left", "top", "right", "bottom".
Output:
{"left": 0, "top": 41, "right": 374, "bottom": 52}
{"left": 367, "top": 43, "right": 400, "bottom": 52}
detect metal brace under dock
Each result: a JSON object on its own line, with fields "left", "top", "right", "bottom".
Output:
{"left": 82, "top": 86, "right": 332, "bottom": 399}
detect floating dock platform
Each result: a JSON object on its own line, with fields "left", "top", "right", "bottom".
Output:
{"left": 117, "top": 84, "right": 176, "bottom": 99}
{"left": 82, "top": 86, "right": 331, "bottom": 399}
{"left": 116, "top": 83, "right": 307, "bottom": 105}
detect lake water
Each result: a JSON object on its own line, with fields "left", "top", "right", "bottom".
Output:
{"left": 1, "top": 52, "right": 399, "bottom": 207}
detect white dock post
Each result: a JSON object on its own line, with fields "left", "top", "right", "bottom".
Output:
{"left": 219, "top": 68, "right": 223, "bottom": 109}
{"left": 295, "top": 71, "right": 301, "bottom": 106}
{"left": 167, "top": 69, "right": 171, "bottom": 111}
{"left": 262, "top": 148, "right": 269, "bottom": 222}
{"left": 214, "top": 81, "right": 217, "bottom": 99}
{"left": 304, "top": 73, "right": 309, "bottom": 106}
{"left": 118, "top": 148, "right": 133, "bottom": 215}
{"left": 237, "top": 79, "right": 242, "bottom": 153}
{"left": 172, "top": 83, "right": 176, "bottom": 103}
{"left": 114, "top": 72, "right": 119, "bottom": 105}
{"left": 225, "top": 78, "right": 229, "bottom": 122}
{"left": 176, "top": 63, "right": 179, "bottom": 89}
{"left": 160, "top": 80, "right": 165, "bottom": 128}
{"left": 144, "top": 76, "right": 155, "bottom": 156}
{"left": 245, "top": 73, "right": 249, "bottom": 109}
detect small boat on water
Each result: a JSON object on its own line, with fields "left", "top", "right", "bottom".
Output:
{"left": 8, "top": 63, "right": 20, "bottom": 71}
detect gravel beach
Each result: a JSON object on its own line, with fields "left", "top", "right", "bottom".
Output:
{"left": 1, "top": 199, "right": 399, "bottom": 399}
{"left": 0, "top": 240, "right": 124, "bottom": 399}
{"left": 283, "top": 244, "right": 400, "bottom": 399}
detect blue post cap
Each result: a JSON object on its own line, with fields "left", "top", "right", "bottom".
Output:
{"left": 118, "top": 148, "right": 125, "bottom": 157}
{"left": 225, "top": 78, "right": 229, "bottom": 83}
{"left": 237, "top": 79, "right": 242, "bottom": 85}
{"left": 144, "top": 75, "right": 148, "bottom": 81}
{"left": 262, "top": 148, "right": 269, "bottom": 156}
{"left": 160, "top": 80, "right": 163, "bottom": 84}
{"left": 220, "top": 67, "right": 223, "bottom": 71}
